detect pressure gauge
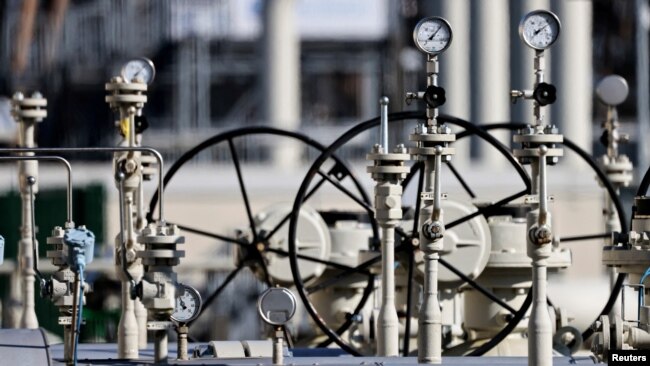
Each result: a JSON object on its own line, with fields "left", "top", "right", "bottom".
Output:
{"left": 257, "top": 287, "right": 296, "bottom": 326}
{"left": 171, "top": 284, "right": 202, "bottom": 324}
{"left": 519, "top": 10, "right": 561, "bottom": 50}
{"left": 413, "top": 17, "right": 452, "bottom": 55}
{"left": 121, "top": 57, "right": 156, "bottom": 84}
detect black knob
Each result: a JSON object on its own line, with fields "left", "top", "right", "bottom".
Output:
{"left": 135, "top": 115, "right": 149, "bottom": 134}
{"left": 533, "top": 82, "right": 557, "bottom": 106}
{"left": 424, "top": 85, "right": 446, "bottom": 109}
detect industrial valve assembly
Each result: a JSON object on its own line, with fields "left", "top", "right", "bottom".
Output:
{"left": 0, "top": 7, "right": 646, "bottom": 366}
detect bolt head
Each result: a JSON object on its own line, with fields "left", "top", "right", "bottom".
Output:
{"left": 12, "top": 92, "right": 24, "bottom": 101}
{"left": 437, "top": 124, "right": 451, "bottom": 134}
{"left": 544, "top": 125, "right": 559, "bottom": 135}
{"left": 31, "top": 91, "right": 43, "bottom": 99}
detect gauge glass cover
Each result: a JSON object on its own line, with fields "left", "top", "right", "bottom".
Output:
{"left": 121, "top": 58, "right": 156, "bottom": 84}
{"left": 413, "top": 17, "right": 452, "bottom": 55}
{"left": 171, "top": 284, "right": 202, "bottom": 323}
{"left": 519, "top": 10, "right": 560, "bottom": 50}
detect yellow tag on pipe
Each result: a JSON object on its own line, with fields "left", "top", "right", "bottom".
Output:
{"left": 119, "top": 118, "right": 130, "bottom": 138}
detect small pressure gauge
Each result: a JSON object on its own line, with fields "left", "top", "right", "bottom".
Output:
{"left": 519, "top": 10, "right": 561, "bottom": 50}
{"left": 171, "top": 284, "right": 202, "bottom": 324}
{"left": 413, "top": 17, "right": 453, "bottom": 55}
{"left": 121, "top": 57, "right": 156, "bottom": 84}
{"left": 257, "top": 287, "right": 296, "bottom": 326}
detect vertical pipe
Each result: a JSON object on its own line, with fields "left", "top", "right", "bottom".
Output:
{"left": 70, "top": 272, "right": 81, "bottom": 361}
{"left": 378, "top": 225, "right": 399, "bottom": 356}
{"left": 154, "top": 329, "right": 168, "bottom": 363}
{"left": 18, "top": 118, "right": 39, "bottom": 329}
{"left": 511, "top": 0, "right": 551, "bottom": 125}
{"left": 636, "top": 0, "right": 650, "bottom": 176}
{"left": 529, "top": 257, "right": 551, "bottom": 366}
{"left": 471, "top": 0, "right": 510, "bottom": 168}
{"left": 177, "top": 326, "right": 188, "bottom": 360}
{"left": 263, "top": 0, "right": 301, "bottom": 169}
{"left": 117, "top": 284, "right": 138, "bottom": 358}
{"left": 527, "top": 156, "right": 552, "bottom": 366}
{"left": 552, "top": 0, "right": 593, "bottom": 166}
{"left": 439, "top": 0, "right": 471, "bottom": 167}
{"left": 418, "top": 157, "right": 442, "bottom": 364}
{"left": 380, "top": 97, "right": 389, "bottom": 152}
{"left": 273, "top": 329, "right": 283, "bottom": 365}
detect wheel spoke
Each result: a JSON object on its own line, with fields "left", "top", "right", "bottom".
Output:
{"left": 173, "top": 223, "right": 246, "bottom": 247}
{"left": 256, "top": 253, "right": 273, "bottom": 287}
{"left": 261, "top": 177, "right": 327, "bottom": 242}
{"left": 266, "top": 247, "right": 371, "bottom": 275}
{"left": 439, "top": 258, "right": 517, "bottom": 315}
{"left": 192, "top": 264, "right": 245, "bottom": 323}
{"left": 228, "top": 138, "right": 258, "bottom": 239}
{"left": 306, "top": 246, "right": 406, "bottom": 294}
{"left": 447, "top": 161, "right": 476, "bottom": 198}
{"left": 560, "top": 233, "right": 611, "bottom": 242}
{"left": 446, "top": 189, "right": 528, "bottom": 230}
{"left": 317, "top": 170, "right": 373, "bottom": 213}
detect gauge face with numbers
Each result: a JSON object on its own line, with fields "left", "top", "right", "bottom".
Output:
{"left": 121, "top": 57, "right": 156, "bottom": 84}
{"left": 413, "top": 17, "right": 453, "bottom": 55}
{"left": 519, "top": 10, "right": 561, "bottom": 50}
{"left": 171, "top": 284, "right": 202, "bottom": 324}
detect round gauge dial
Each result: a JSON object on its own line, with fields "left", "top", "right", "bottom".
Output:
{"left": 519, "top": 10, "right": 561, "bottom": 50}
{"left": 413, "top": 17, "right": 453, "bottom": 55}
{"left": 171, "top": 284, "right": 202, "bottom": 324}
{"left": 121, "top": 57, "right": 156, "bottom": 84}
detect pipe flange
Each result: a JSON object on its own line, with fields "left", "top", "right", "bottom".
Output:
{"left": 513, "top": 133, "right": 563, "bottom": 144}
{"left": 409, "top": 133, "right": 456, "bottom": 143}
{"left": 11, "top": 92, "right": 47, "bottom": 123}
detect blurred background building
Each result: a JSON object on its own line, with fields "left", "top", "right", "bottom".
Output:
{"left": 0, "top": 0, "right": 640, "bottom": 164}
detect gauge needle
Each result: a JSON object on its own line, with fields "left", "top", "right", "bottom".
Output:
{"left": 428, "top": 26, "right": 441, "bottom": 40}
{"left": 534, "top": 24, "right": 549, "bottom": 35}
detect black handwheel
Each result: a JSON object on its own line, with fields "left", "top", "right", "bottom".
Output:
{"left": 287, "top": 112, "right": 534, "bottom": 356}
{"left": 146, "top": 126, "right": 377, "bottom": 330}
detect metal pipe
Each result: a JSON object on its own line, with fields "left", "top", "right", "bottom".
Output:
{"left": 378, "top": 225, "right": 399, "bottom": 356}
{"left": 528, "top": 147, "right": 553, "bottom": 366}
{"left": 69, "top": 271, "right": 81, "bottom": 363}
{"left": 0, "top": 156, "right": 73, "bottom": 224}
{"left": 635, "top": 0, "right": 650, "bottom": 176}
{"left": 153, "top": 329, "right": 168, "bottom": 363}
{"left": 380, "top": 97, "right": 389, "bottom": 152}
{"left": 538, "top": 145, "right": 549, "bottom": 225}
{"left": 418, "top": 153, "right": 442, "bottom": 364}
{"left": 0, "top": 147, "right": 165, "bottom": 223}
{"left": 27, "top": 179, "right": 44, "bottom": 284}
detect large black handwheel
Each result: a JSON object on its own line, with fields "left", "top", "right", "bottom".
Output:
{"left": 287, "top": 113, "right": 535, "bottom": 355}
{"left": 288, "top": 115, "right": 628, "bottom": 357}
{"left": 146, "top": 126, "right": 378, "bottom": 330}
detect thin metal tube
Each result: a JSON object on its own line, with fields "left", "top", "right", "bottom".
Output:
{"left": 0, "top": 155, "right": 73, "bottom": 224}
{"left": 27, "top": 181, "right": 44, "bottom": 284}
{"left": 70, "top": 271, "right": 81, "bottom": 364}
{"left": 0, "top": 147, "right": 165, "bottom": 223}
{"left": 380, "top": 97, "right": 389, "bottom": 151}
{"left": 117, "top": 174, "right": 135, "bottom": 286}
